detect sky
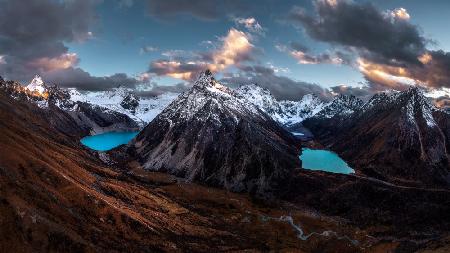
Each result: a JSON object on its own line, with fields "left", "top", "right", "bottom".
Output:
{"left": 0, "top": 0, "right": 449, "bottom": 104}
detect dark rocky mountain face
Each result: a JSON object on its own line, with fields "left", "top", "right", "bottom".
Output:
{"left": 133, "top": 70, "right": 301, "bottom": 195}
{"left": 314, "top": 94, "right": 364, "bottom": 119}
{"left": 120, "top": 93, "right": 140, "bottom": 113}
{"left": 304, "top": 88, "right": 450, "bottom": 187}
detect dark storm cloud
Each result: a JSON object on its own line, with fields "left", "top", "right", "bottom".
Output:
{"left": 289, "top": 0, "right": 450, "bottom": 89}
{"left": 0, "top": 0, "right": 99, "bottom": 82}
{"left": 43, "top": 68, "right": 139, "bottom": 91}
{"left": 289, "top": 41, "right": 309, "bottom": 52}
{"left": 221, "top": 65, "right": 332, "bottom": 101}
{"left": 146, "top": 0, "right": 250, "bottom": 21}
{"left": 0, "top": 0, "right": 145, "bottom": 92}
{"left": 289, "top": 1, "right": 427, "bottom": 65}
{"left": 408, "top": 50, "right": 450, "bottom": 89}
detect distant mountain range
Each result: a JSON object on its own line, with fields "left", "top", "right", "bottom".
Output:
{"left": 0, "top": 75, "right": 377, "bottom": 131}
{"left": 3, "top": 74, "right": 448, "bottom": 136}
{"left": 1, "top": 73, "right": 449, "bottom": 189}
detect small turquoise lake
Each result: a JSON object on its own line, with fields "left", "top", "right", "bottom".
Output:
{"left": 81, "top": 131, "right": 139, "bottom": 151}
{"left": 300, "top": 148, "right": 354, "bottom": 174}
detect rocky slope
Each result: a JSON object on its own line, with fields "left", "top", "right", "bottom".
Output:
{"left": 0, "top": 75, "right": 139, "bottom": 134}
{"left": 132, "top": 70, "right": 301, "bottom": 195}
{"left": 304, "top": 87, "right": 450, "bottom": 187}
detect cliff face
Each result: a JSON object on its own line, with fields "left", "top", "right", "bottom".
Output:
{"left": 133, "top": 70, "right": 301, "bottom": 195}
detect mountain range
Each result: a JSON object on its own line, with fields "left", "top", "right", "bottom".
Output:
{"left": 304, "top": 87, "right": 450, "bottom": 187}
{"left": 1, "top": 71, "right": 450, "bottom": 252}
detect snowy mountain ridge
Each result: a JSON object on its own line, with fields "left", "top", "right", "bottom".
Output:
{"left": 234, "top": 84, "right": 326, "bottom": 125}
{"left": 9, "top": 74, "right": 364, "bottom": 128}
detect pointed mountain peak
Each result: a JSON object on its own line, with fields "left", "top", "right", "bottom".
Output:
{"left": 30, "top": 74, "right": 44, "bottom": 86}
{"left": 194, "top": 69, "right": 215, "bottom": 88}
{"left": 193, "top": 69, "right": 231, "bottom": 94}
{"left": 405, "top": 86, "right": 426, "bottom": 98}
{"left": 398, "top": 86, "right": 432, "bottom": 107}
{"left": 26, "top": 74, "right": 47, "bottom": 94}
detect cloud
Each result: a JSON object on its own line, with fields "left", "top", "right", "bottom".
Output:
{"left": 0, "top": 0, "right": 145, "bottom": 92}
{"left": 289, "top": 1, "right": 426, "bottom": 65}
{"left": 266, "top": 62, "right": 290, "bottom": 74}
{"left": 357, "top": 51, "right": 450, "bottom": 90}
{"left": 329, "top": 84, "right": 374, "bottom": 100}
{"left": 118, "top": 0, "right": 134, "bottom": 8}
{"left": 233, "top": 17, "right": 265, "bottom": 35}
{"left": 221, "top": 65, "right": 332, "bottom": 101}
{"left": 356, "top": 58, "right": 414, "bottom": 90}
{"left": 276, "top": 43, "right": 345, "bottom": 65}
{"left": 388, "top": 8, "right": 410, "bottom": 21}
{"left": 146, "top": 28, "right": 255, "bottom": 80}
{"left": 433, "top": 96, "right": 450, "bottom": 109}
{"left": 140, "top": 46, "right": 159, "bottom": 54}
{"left": 0, "top": 0, "right": 99, "bottom": 83}
{"left": 146, "top": 0, "right": 250, "bottom": 21}
{"left": 209, "top": 28, "right": 255, "bottom": 71}
{"left": 148, "top": 60, "right": 207, "bottom": 80}
{"left": 28, "top": 53, "right": 79, "bottom": 72}
{"left": 409, "top": 50, "right": 450, "bottom": 89}
{"left": 289, "top": 0, "right": 450, "bottom": 90}
{"left": 43, "top": 67, "right": 139, "bottom": 91}
{"left": 136, "top": 82, "right": 190, "bottom": 97}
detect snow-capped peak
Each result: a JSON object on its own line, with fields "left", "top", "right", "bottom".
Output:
{"left": 194, "top": 70, "right": 214, "bottom": 87}
{"left": 26, "top": 75, "right": 47, "bottom": 94}
{"left": 194, "top": 69, "right": 231, "bottom": 94}
{"left": 401, "top": 87, "right": 438, "bottom": 127}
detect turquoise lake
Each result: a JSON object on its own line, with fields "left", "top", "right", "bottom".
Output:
{"left": 300, "top": 148, "right": 354, "bottom": 174}
{"left": 81, "top": 131, "right": 139, "bottom": 151}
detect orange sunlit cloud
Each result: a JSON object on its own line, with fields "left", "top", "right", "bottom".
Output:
{"left": 29, "top": 53, "right": 79, "bottom": 72}
{"left": 148, "top": 28, "right": 254, "bottom": 81}
{"left": 357, "top": 58, "right": 416, "bottom": 89}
